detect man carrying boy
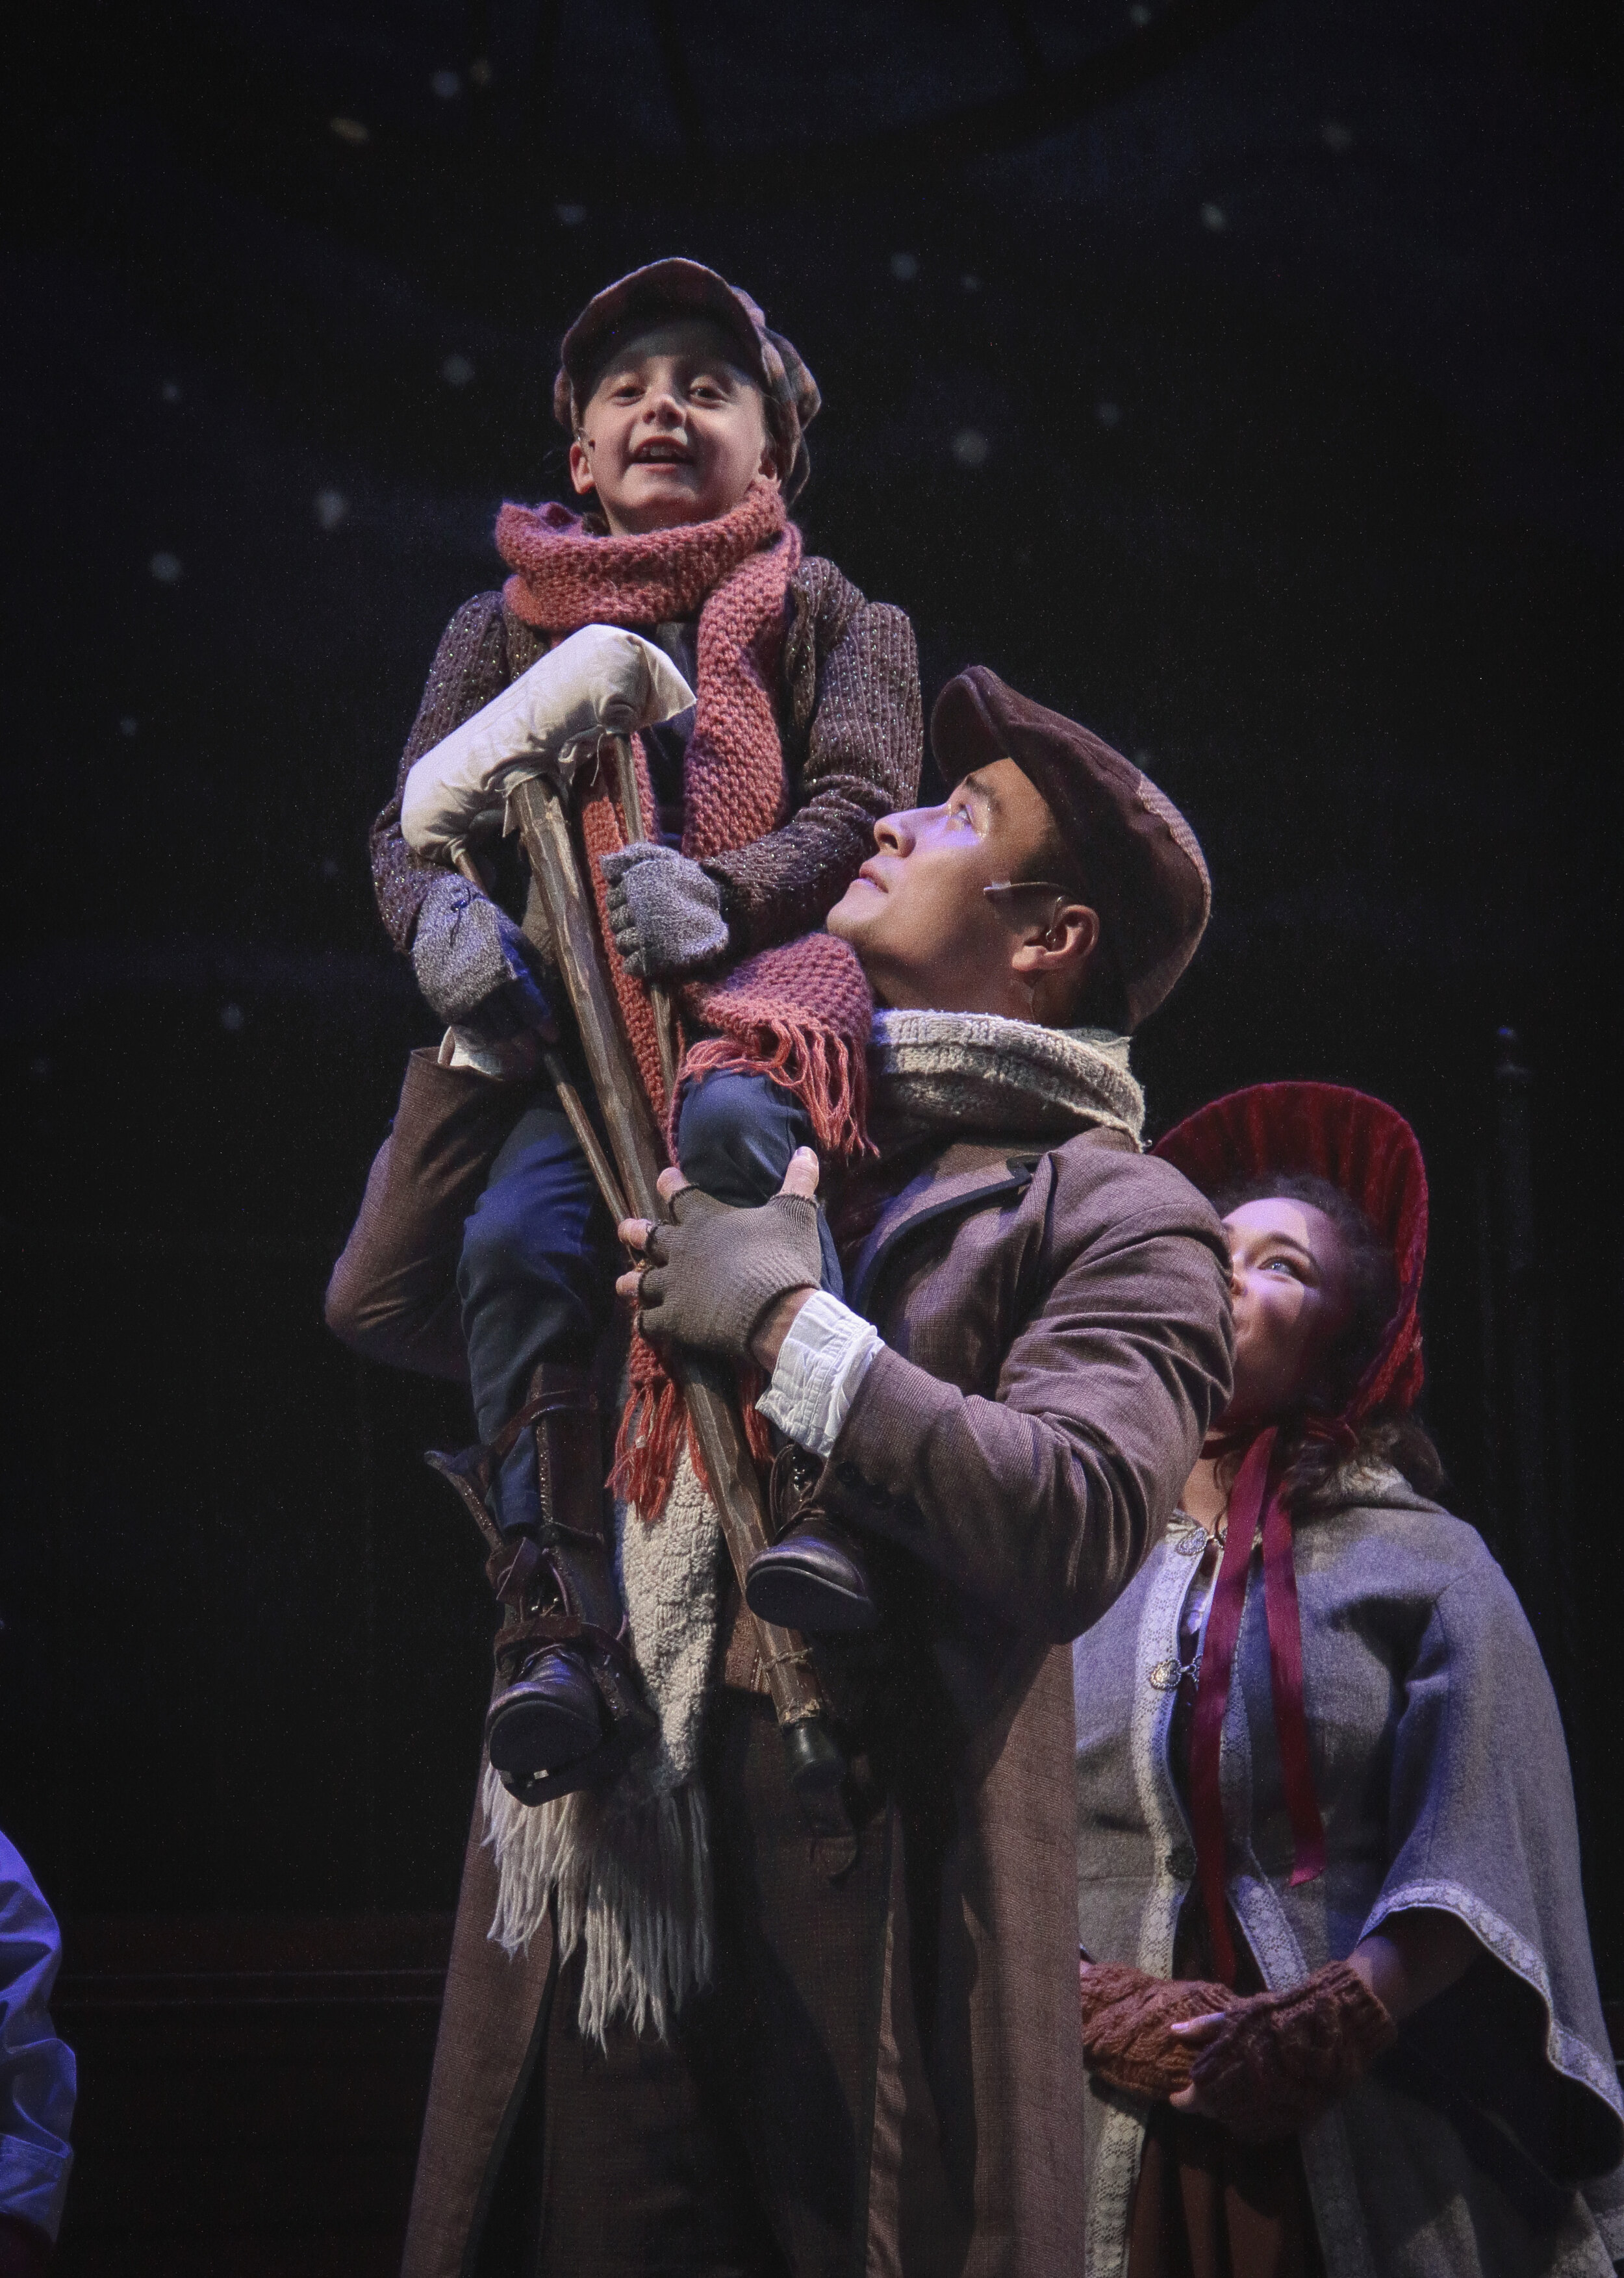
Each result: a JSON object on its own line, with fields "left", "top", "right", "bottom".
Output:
{"left": 370, "top": 260, "right": 921, "bottom": 1791}
{"left": 331, "top": 669, "right": 1234, "bottom": 2275}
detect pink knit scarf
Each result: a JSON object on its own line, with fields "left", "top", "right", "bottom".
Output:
{"left": 494, "top": 481, "right": 873, "bottom": 1513}
{"left": 496, "top": 480, "right": 794, "bottom": 873}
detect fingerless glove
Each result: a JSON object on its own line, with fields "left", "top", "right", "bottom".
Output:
{"left": 411, "top": 873, "right": 552, "bottom": 1035}
{"left": 638, "top": 1183, "right": 823, "bottom": 1361}
{"left": 600, "top": 843, "right": 730, "bottom": 980}
{"left": 1078, "top": 1962, "right": 1241, "bottom": 2101}
{"left": 1187, "top": 1958, "right": 1396, "bottom": 2142}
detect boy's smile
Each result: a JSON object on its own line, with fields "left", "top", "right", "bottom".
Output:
{"left": 569, "top": 316, "right": 780, "bottom": 535}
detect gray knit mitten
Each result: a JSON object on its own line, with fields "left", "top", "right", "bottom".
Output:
{"left": 1187, "top": 1960, "right": 1396, "bottom": 2142}
{"left": 600, "top": 843, "right": 729, "bottom": 979}
{"left": 411, "top": 872, "right": 552, "bottom": 1039}
{"left": 637, "top": 1184, "right": 823, "bottom": 1361}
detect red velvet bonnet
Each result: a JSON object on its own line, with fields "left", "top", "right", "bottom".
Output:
{"left": 1152, "top": 1082, "right": 1428, "bottom": 1420}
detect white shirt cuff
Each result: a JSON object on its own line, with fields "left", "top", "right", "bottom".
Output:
{"left": 755, "top": 1288, "right": 883, "bottom": 1458}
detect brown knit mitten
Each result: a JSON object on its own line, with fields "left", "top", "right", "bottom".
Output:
{"left": 1187, "top": 1958, "right": 1397, "bottom": 2142}
{"left": 1078, "top": 1962, "right": 1241, "bottom": 2101}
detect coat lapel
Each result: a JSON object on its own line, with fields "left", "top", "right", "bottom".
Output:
{"left": 849, "top": 1140, "right": 1042, "bottom": 1317}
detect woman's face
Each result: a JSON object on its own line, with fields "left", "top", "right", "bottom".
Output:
{"left": 1220, "top": 1196, "right": 1360, "bottom": 1427}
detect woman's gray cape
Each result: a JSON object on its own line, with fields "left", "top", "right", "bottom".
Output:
{"left": 1073, "top": 1465, "right": 1624, "bottom": 2278}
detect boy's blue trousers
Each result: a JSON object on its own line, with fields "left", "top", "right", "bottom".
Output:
{"left": 458, "top": 1068, "right": 842, "bottom": 1449}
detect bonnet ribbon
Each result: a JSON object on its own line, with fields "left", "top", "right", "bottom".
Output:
{"left": 1187, "top": 1424, "right": 1327, "bottom": 1983}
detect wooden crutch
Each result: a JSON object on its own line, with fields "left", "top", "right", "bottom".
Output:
{"left": 477, "top": 755, "right": 854, "bottom": 1849}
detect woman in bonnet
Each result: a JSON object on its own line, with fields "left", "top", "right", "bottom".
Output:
{"left": 1073, "top": 1082, "right": 1623, "bottom": 2276}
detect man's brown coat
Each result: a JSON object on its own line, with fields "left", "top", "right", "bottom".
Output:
{"left": 327, "top": 1052, "right": 1233, "bottom": 2276}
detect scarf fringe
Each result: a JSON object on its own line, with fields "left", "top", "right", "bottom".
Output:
{"left": 612, "top": 1360, "right": 693, "bottom": 1519}
{"left": 677, "top": 1022, "right": 870, "bottom": 1160}
{"left": 482, "top": 1760, "right": 714, "bottom": 2046}
{"left": 613, "top": 1349, "right": 772, "bottom": 1521}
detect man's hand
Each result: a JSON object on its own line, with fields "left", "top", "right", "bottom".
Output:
{"left": 411, "top": 872, "right": 557, "bottom": 1041}
{"left": 616, "top": 1152, "right": 821, "bottom": 1366}
{"left": 600, "top": 844, "right": 730, "bottom": 980}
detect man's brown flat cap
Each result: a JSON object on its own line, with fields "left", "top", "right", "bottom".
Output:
{"left": 931, "top": 666, "right": 1211, "bottom": 1029}
{"left": 554, "top": 258, "right": 820, "bottom": 503}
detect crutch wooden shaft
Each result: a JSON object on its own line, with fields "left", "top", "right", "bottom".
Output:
{"left": 507, "top": 776, "right": 835, "bottom": 1751}
{"left": 448, "top": 842, "right": 629, "bottom": 1226}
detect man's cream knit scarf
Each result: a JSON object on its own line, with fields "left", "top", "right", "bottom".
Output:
{"left": 869, "top": 1008, "right": 1145, "bottom": 1145}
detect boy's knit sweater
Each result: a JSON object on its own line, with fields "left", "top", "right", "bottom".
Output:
{"left": 370, "top": 555, "right": 921, "bottom": 959}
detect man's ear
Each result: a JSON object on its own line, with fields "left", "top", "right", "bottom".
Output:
{"left": 1011, "top": 902, "right": 1100, "bottom": 1019}
{"left": 568, "top": 435, "right": 596, "bottom": 497}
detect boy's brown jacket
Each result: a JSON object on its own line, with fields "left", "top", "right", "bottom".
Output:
{"left": 370, "top": 558, "right": 922, "bottom": 958}
{"left": 329, "top": 1051, "right": 1233, "bottom": 2277}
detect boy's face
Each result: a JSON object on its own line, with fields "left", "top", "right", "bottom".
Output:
{"left": 569, "top": 318, "right": 779, "bottom": 535}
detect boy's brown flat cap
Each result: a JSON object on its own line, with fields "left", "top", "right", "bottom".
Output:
{"left": 931, "top": 667, "right": 1211, "bottom": 1029}
{"left": 555, "top": 259, "right": 820, "bottom": 502}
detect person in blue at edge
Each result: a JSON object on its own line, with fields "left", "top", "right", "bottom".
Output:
{"left": 0, "top": 1829, "right": 73, "bottom": 2276}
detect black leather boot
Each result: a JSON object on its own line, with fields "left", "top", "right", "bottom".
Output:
{"left": 427, "top": 1365, "right": 656, "bottom": 1804}
{"left": 484, "top": 1646, "right": 605, "bottom": 1780}
{"left": 745, "top": 1445, "right": 880, "bottom": 1634}
{"left": 745, "top": 1519, "right": 880, "bottom": 1633}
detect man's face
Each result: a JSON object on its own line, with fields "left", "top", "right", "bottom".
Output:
{"left": 568, "top": 317, "right": 778, "bottom": 535}
{"left": 827, "top": 759, "right": 1074, "bottom": 1014}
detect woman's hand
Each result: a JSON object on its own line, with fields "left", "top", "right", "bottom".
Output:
{"left": 1168, "top": 1958, "right": 1396, "bottom": 2140}
{"left": 1078, "top": 1960, "right": 1241, "bottom": 2102}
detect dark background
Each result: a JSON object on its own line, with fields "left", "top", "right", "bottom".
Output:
{"left": 3, "top": 0, "right": 1619, "bottom": 1990}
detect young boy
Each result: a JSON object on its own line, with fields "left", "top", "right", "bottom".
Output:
{"left": 370, "top": 261, "right": 920, "bottom": 1795}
